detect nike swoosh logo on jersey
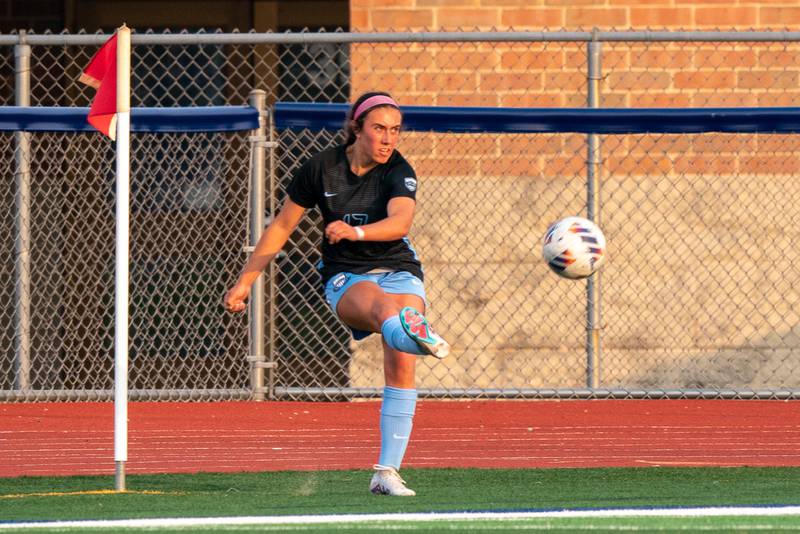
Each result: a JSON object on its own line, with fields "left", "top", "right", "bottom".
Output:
{"left": 324, "top": 192, "right": 338, "bottom": 197}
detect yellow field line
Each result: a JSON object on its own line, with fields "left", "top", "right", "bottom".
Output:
{"left": 0, "top": 490, "right": 178, "bottom": 499}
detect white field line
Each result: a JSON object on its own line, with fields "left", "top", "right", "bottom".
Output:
{"left": 2, "top": 506, "right": 800, "bottom": 530}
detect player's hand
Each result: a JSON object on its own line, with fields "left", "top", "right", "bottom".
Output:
{"left": 223, "top": 283, "right": 250, "bottom": 313}
{"left": 324, "top": 221, "right": 357, "bottom": 244}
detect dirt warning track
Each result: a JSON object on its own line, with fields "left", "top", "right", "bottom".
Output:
{"left": 1, "top": 400, "right": 798, "bottom": 477}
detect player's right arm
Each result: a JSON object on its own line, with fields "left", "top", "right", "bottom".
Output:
{"left": 223, "top": 198, "right": 306, "bottom": 313}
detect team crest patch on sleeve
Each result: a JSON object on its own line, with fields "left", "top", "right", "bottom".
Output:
{"left": 331, "top": 273, "right": 349, "bottom": 292}
{"left": 404, "top": 177, "right": 417, "bottom": 191}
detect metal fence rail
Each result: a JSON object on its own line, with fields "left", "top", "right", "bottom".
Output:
{"left": 3, "top": 29, "right": 800, "bottom": 401}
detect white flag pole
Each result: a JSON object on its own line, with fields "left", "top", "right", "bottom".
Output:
{"left": 114, "top": 23, "right": 131, "bottom": 493}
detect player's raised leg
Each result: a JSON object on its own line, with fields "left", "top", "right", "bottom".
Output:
{"left": 399, "top": 306, "right": 450, "bottom": 359}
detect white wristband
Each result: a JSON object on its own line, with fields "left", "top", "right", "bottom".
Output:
{"left": 354, "top": 226, "right": 365, "bottom": 241}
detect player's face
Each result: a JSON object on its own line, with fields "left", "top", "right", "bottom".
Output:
{"left": 356, "top": 107, "right": 402, "bottom": 164}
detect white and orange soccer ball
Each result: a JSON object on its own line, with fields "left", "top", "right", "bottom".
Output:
{"left": 542, "top": 216, "right": 606, "bottom": 279}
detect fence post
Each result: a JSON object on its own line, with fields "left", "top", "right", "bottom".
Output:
{"left": 248, "top": 90, "right": 267, "bottom": 400}
{"left": 266, "top": 103, "right": 278, "bottom": 400}
{"left": 586, "top": 32, "right": 603, "bottom": 389}
{"left": 14, "top": 31, "right": 32, "bottom": 392}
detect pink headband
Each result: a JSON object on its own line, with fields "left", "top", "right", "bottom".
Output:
{"left": 352, "top": 95, "right": 400, "bottom": 121}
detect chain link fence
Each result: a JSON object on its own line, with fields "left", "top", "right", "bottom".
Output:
{"left": 2, "top": 129, "right": 252, "bottom": 400}
{"left": 3, "top": 30, "right": 800, "bottom": 400}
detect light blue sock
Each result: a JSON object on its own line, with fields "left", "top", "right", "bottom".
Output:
{"left": 381, "top": 315, "right": 425, "bottom": 355}
{"left": 378, "top": 386, "right": 418, "bottom": 469}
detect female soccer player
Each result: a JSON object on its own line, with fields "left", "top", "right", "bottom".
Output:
{"left": 224, "top": 91, "right": 450, "bottom": 496}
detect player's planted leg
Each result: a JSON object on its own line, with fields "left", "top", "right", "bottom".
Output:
{"left": 369, "top": 464, "right": 416, "bottom": 496}
{"left": 369, "top": 385, "right": 417, "bottom": 496}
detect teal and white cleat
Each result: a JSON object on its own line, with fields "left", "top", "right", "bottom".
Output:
{"left": 369, "top": 464, "right": 416, "bottom": 496}
{"left": 399, "top": 306, "right": 450, "bottom": 359}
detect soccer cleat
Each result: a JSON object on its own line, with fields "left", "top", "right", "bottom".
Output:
{"left": 399, "top": 306, "right": 451, "bottom": 359}
{"left": 369, "top": 465, "right": 416, "bottom": 496}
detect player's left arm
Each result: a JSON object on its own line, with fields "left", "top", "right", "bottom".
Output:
{"left": 325, "top": 197, "right": 415, "bottom": 244}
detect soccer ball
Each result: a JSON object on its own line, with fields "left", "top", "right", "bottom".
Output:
{"left": 542, "top": 216, "right": 606, "bottom": 279}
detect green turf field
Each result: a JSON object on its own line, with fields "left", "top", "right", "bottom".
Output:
{"left": 1, "top": 467, "right": 800, "bottom": 532}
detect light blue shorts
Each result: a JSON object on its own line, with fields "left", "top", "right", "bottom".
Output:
{"left": 324, "top": 270, "right": 427, "bottom": 340}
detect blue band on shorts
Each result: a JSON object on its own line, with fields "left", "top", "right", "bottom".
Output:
{"left": 324, "top": 271, "right": 427, "bottom": 341}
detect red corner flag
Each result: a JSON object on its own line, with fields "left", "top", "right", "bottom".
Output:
{"left": 79, "top": 33, "right": 118, "bottom": 139}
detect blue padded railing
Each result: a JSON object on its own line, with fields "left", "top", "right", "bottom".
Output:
{"left": 0, "top": 106, "right": 260, "bottom": 133}
{"left": 274, "top": 102, "right": 800, "bottom": 134}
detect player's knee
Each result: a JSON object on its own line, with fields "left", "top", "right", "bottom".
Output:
{"left": 372, "top": 297, "right": 401, "bottom": 327}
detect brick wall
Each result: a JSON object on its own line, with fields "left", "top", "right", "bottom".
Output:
{"left": 349, "top": 0, "right": 800, "bottom": 108}
{"left": 351, "top": 0, "right": 800, "bottom": 33}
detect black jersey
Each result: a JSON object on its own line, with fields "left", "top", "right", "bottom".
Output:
{"left": 286, "top": 144, "right": 424, "bottom": 285}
